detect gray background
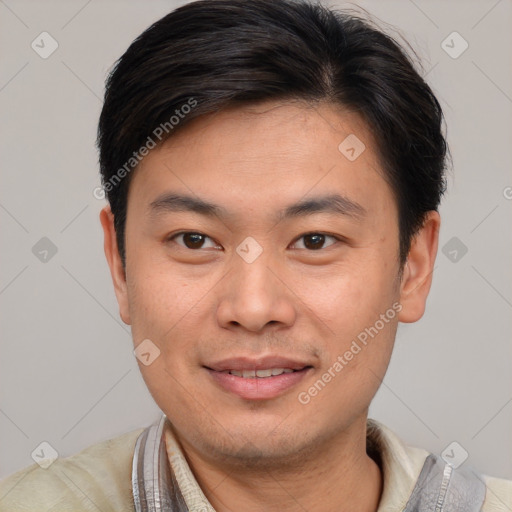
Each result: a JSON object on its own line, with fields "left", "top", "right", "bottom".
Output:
{"left": 1, "top": 0, "right": 511, "bottom": 482}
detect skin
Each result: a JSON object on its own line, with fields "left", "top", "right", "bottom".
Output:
{"left": 101, "top": 100, "right": 440, "bottom": 512}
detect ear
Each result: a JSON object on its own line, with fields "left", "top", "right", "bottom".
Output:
{"left": 398, "top": 211, "right": 440, "bottom": 323}
{"left": 100, "top": 205, "right": 131, "bottom": 325}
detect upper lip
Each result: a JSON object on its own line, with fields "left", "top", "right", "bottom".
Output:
{"left": 204, "top": 356, "right": 313, "bottom": 372}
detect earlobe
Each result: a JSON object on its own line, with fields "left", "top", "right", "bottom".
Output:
{"left": 398, "top": 211, "right": 440, "bottom": 323}
{"left": 99, "top": 205, "right": 131, "bottom": 325}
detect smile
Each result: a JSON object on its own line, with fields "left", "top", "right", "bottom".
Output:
{"left": 221, "top": 368, "right": 296, "bottom": 378}
{"left": 206, "top": 366, "right": 312, "bottom": 400}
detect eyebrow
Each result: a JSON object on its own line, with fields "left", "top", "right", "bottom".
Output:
{"left": 148, "top": 192, "right": 366, "bottom": 222}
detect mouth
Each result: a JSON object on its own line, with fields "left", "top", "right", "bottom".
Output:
{"left": 219, "top": 368, "right": 299, "bottom": 378}
{"left": 203, "top": 356, "right": 314, "bottom": 400}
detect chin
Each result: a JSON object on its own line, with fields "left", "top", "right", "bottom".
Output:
{"left": 190, "top": 421, "right": 319, "bottom": 470}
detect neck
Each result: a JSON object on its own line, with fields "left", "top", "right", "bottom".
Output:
{"left": 175, "top": 416, "right": 383, "bottom": 512}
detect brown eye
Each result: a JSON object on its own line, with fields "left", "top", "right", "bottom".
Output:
{"left": 303, "top": 234, "right": 325, "bottom": 250}
{"left": 171, "top": 232, "right": 218, "bottom": 250}
{"left": 182, "top": 233, "right": 205, "bottom": 249}
{"left": 293, "top": 233, "right": 337, "bottom": 250}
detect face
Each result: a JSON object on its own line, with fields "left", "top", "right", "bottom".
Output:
{"left": 101, "top": 100, "right": 439, "bottom": 469}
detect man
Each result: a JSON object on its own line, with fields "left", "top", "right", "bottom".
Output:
{"left": 1, "top": 0, "right": 510, "bottom": 510}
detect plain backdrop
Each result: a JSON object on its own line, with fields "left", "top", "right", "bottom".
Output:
{"left": 1, "top": 0, "right": 511, "bottom": 481}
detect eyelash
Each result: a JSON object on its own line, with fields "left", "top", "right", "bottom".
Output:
{"left": 167, "top": 231, "right": 343, "bottom": 251}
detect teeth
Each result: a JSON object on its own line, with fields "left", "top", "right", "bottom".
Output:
{"left": 227, "top": 368, "right": 296, "bottom": 378}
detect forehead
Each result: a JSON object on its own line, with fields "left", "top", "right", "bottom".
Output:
{"left": 128, "top": 100, "right": 395, "bottom": 222}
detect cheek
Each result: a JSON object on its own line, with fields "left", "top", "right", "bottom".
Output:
{"left": 297, "top": 256, "right": 399, "bottom": 392}
{"left": 128, "top": 274, "right": 210, "bottom": 413}
{"left": 126, "top": 265, "right": 206, "bottom": 348}
{"left": 299, "top": 258, "right": 395, "bottom": 332}
{"left": 299, "top": 314, "right": 397, "bottom": 425}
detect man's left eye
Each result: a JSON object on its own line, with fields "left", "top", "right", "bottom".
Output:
{"left": 291, "top": 233, "right": 338, "bottom": 250}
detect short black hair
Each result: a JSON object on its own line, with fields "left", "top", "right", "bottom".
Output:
{"left": 97, "top": 0, "right": 448, "bottom": 269}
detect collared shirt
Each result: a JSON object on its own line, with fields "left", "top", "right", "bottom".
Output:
{"left": 1, "top": 416, "right": 511, "bottom": 511}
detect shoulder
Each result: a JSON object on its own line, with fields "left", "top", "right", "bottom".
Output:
{"left": 367, "top": 419, "right": 512, "bottom": 511}
{"left": 482, "top": 474, "right": 512, "bottom": 511}
{"left": 0, "top": 427, "right": 144, "bottom": 512}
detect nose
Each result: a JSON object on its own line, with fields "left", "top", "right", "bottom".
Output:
{"left": 216, "top": 251, "right": 297, "bottom": 333}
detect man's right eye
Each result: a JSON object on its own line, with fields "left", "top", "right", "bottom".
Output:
{"left": 168, "top": 232, "right": 220, "bottom": 250}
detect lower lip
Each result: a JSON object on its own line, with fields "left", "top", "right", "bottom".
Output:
{"left": 206, "top": 368, "right": 312, "bottom": 400}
